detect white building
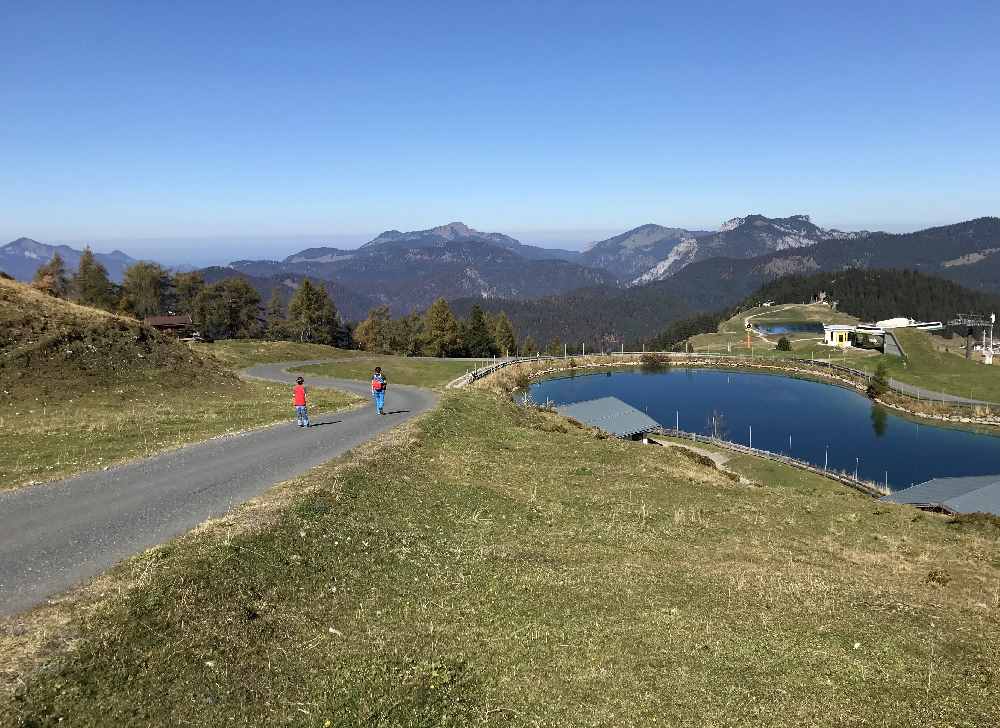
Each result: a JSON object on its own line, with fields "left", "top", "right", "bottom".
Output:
{"left": 823, "top": 324, "right": 855, "bottom": 348}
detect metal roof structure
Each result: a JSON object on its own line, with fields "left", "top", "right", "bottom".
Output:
{"left": 555, "top": 396, "right": 660, "bottom": 439}
{"left": 882, "top": 474, "right": 1000, "bottom": 516}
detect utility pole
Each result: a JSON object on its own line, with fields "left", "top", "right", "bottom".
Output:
{"left": 749, "top": 424, "right": 752, "bottom": 449}
{"left": 564, "top": 343, "right": 567, "bottom": 359}
{"left": 855, "top": 457, "right": 859, "bottom": 479}
{"left": 582, "top": 342, "right": 586, "bottom": 356}
{"left": 824, "top": 445, "right": 829, "bottom": 471}
{"left": 676, "top": 410, "right": 679, "bottom": 432}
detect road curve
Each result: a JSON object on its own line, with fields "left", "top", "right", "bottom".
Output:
{"left": 0, "top": 362, "right": 437, "bottom": 617}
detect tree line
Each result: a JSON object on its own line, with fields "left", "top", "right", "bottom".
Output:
{"left": 28, "top": 249, "right": 534, "bottom": 356}
{"left": 30, "top": 250, "right": 346, "bottom": 344}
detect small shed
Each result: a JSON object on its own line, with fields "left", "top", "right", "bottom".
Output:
{"left": 823, "top": 324, "right": 855, "bottom": 348}
{"left": 881, "top": 474, "right": 1000, "bottom": 516}
{"left": 144, "top": 314, "right": 194, "bottom": 335}
{"left": 555, "top": 397, "right": 660, "bottom": 440}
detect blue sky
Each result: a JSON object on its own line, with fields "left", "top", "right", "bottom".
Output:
{"left": 2, "top": 1, "right": 998, "bottom": 263}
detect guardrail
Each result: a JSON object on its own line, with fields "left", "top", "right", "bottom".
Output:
{"left": 651, "top": 427, "right": 888, "bottom": 497}
{"left": 450, "top": 355, "right": 562, "bottom": 388}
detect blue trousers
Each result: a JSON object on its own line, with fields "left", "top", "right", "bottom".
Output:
{"left": 373, "top": 389, "right": 385, "bottom": 413}
{"left": 295, "top": 405, "right": 309, "bottom": 427}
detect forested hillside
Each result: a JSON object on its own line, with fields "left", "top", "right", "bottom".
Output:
{"left": 651, "top": 268, "right": 1000, "bottom": 349}
{"left": 450, "top": 284, "right": 694, "bottom": 350}
{"left": 745, "top": 269, "right": 1000, "bottom": 323}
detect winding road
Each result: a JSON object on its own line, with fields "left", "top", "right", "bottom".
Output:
{"left": 0, "top": 362, "right": 437, "bottom": 616}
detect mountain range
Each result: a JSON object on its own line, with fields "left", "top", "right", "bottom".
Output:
{"left": 0, "top": 238, "right": 138, "bottom": 283}
{"left": 4, "top": 215, "right": 999, "bottom": 344}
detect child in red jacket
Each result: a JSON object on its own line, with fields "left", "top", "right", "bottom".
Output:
{"left": 293, "top": 376, "right": 310, "bottom": 428}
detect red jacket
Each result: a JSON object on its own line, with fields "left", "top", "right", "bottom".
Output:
{"left": 293, "top": 385, "right": 307, "bottom": 406}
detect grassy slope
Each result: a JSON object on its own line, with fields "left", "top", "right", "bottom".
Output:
{"left": 7, "top": 393, "right": 998, "bottom": 726}
{"left": 190, "top": 340, "right": 365, "bottom": 369}
{"left": 691, "top": 303, "right": 873, "bottom": 361}
{"left": 0, "top": 283, "right": 359, "bottom": 488}
{"left": 865, "top": 328, "right": 1000, "bottom": 402}
{"left": 297, "top": 355, "right": 488, "bottom": 388}
{"left": 1, "top": 381, "right": 356, "bottom": 488}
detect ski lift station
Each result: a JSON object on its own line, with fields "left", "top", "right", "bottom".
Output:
{"left": 822, "top": 318, "right": 944, "bottom": 352}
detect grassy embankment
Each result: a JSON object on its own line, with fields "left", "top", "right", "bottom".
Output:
{"left": 4, "top": 390, "right": 999, "bottom": 726}
{"left": 0, "top": 280, "right": 359, "bottom": 489}
{"left": 296, "top": 356, "right": 491, "bottom": 388}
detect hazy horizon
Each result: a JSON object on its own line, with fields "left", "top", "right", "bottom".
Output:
{"left": 1, "top": 215, "right": 967, "bottom": 267}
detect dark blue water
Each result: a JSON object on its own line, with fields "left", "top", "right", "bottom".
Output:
{"left": 754, "top": 322, "right": 824, "bottom": 335}
{"left": 530, "top": 369, "right": 1000, "bottom": 490}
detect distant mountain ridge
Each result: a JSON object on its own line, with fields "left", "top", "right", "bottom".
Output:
{"left": 227, "top": 222, "right": 608, "bottom": 314}
{"left": 579, "top": 224, "right": 708, "bottom": 280}
{"left": 630, "top": 214, "right": 868, "bottom": 284}
{"left": 0, "top": 238, "right": 138, "bottom": 283}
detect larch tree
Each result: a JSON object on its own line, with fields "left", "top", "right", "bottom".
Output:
{"left": 422, "top": 298, "right": 463, "bottom": 357}
{"left": 32, "top": 253, "right": 70, "bottom": 298}
{"left": 173, "top": 271, "right": 205, "bottom": 315}
{"left": 354, "top": 305, "right": 392, "bottom": 352}
{"left": 492, "top": 311, "right": 517, "bottom": 357}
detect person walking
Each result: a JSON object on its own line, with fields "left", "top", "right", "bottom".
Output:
{"left": 371, "top": 367, "right": 387, "bottom": 415}
{"left": 293, "top": 376, "right": 310, "bottom": 428}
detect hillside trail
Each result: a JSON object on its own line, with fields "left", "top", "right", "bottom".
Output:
{"left": 0, "top": 362, "right": 437, "bottom": 617}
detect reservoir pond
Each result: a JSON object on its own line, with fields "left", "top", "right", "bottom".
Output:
{"left": 529, "top": 368, "right": 1000, "bottom": 490}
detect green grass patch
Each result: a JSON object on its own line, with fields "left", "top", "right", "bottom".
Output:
{"left": 7, "top": 393, "right": 999, "bottom": 725}
{"left": 297, "top": 355, "right": 488, "bottom": 388}
{"left": 0, "top": 381, "right": 360, "bottom": 489}
{"left": 191, "top": 339, "right": 364, "bottom": 369}
{"left": 852, "top": 328, "right": 1000, "bottom": 403}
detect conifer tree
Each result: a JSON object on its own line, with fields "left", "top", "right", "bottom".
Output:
{"left": 492, "top": 311, "right": 517, "bottom": 357}
{"left": 354, "top": 305, "right": 392, "bottom": 352}
{"left": 464, "top": 304, "right": 497, "bottom": 357}
{"left": 422, "top": 298, "right": 462, "bottom": 357}
{"left": 287, "top": 278, "right": 340, "bottom": 345}
{"left": 265, "top": 289, "right": 288, "bottom": 340}
{"left": 192, "top": 278, "right": 263, "bottom": 339}
{"left": 32, "top": 253, "right": 69, "bottom": 298}
{"left": 121, "top": 262, "right": 171, "bottom": 318}
{"left": 522, "top": 335, "right": 538, "bottom": 356}
{"left": 173, "top": 271, "right": 205, "bottom": 314}
{"left": 72, "top": 247, "right": 116, "bottom": 309}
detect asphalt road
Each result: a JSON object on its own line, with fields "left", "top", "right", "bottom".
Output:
{"left": 0, "top": 362, "right": 437, "bottom": 616}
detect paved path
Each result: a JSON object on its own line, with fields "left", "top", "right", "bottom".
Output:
{"left": 0, "top": 362, "right": 436, "bottom": 616}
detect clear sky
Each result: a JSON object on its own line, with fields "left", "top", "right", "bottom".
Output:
{"left": 2, "top": 1, "right": 998, "bottom": 264}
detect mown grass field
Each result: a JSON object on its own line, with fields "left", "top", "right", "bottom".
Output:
{"left": 297, "top": 355, "right": 489, "bottom": 388}
{"left": 6, "top": 392, "right": 998, "bottom": 726}
{"left": 0, "top": 380, "right": 359, "bottom": 490}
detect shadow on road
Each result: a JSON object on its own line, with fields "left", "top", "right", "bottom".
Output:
{"left": 306, "top": 420, "right": 342, "bottom": 428}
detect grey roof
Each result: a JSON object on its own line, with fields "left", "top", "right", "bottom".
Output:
{"left": 882, "top": 474, "right": 1000, "bottom": 515}
{"left": 555, "top": 396, "right": 660, "bottom": 438}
